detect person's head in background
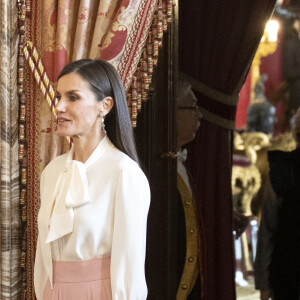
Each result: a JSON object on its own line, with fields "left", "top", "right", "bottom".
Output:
{"left": 177, "top": 80, "right": 202, "bottom": 149}
{"left": 246, "top": 101, "right": 276, "bottom": 134}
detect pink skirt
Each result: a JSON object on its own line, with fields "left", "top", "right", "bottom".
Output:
{"left": 43, "top": 257, "right": 112, "bottom": 300}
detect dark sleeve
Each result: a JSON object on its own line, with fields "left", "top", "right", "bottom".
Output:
{"left": 254, "top": 175, "right": 282, "bottom": 290}
{"left": 282, "top": 37, "right": 300, "bottom": 81}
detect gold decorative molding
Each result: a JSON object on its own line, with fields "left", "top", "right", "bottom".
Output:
{"left": 234, "top": 132, "right": 270, "bottom": 164}
{"left": 269, "top": 132, "right": 297, "bottom": 152}
{"left": 232, "top": 165, "right": 261, "bottom": 216}
{"left": 232, "top": 131, "right": 296, "bottom": 216}
{"left": 234, "top": 131, "right": 296, "bottom": 162}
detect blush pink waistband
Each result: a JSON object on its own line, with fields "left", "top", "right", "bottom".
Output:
{"left": 52, "top": 257, "right": 111, "bottom": 283}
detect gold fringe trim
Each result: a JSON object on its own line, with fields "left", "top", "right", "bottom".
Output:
{"left": 17, "top": 0, "right": 31, "bottom": 299}
{"left": 127, "top": 0, "right": 176, "bottom": 127}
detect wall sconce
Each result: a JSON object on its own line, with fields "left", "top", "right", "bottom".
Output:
{"left": 250, "top": 19, "right": 280, "bottom": 102}
{"left": 262, "top": 20, "right": 279, "bottom": 43}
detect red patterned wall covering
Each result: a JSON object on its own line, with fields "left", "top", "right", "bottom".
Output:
{"left": 236, "top": 19, "right": 283, "bottom": 129}
{"left": 236, "top": 71, "right": 251, "bottom": 129}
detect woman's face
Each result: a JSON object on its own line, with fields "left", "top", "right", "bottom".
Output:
{"left": 55, "top": 72, "right": 102, "bottom": 138}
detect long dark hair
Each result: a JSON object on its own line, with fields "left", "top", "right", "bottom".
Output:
{"left": 58, "top": 59, "right": 140, "bottom": 164}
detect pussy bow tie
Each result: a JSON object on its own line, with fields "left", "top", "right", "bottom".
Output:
{"left": 46, "top": 158, "right": 91, "bottom": 243}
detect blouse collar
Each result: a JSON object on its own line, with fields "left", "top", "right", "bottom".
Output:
{"left": 46, "top": 135, "right": 114, "bottom": 244}
{"left": 67, "top": 135, "right": 113, "bottom": 168}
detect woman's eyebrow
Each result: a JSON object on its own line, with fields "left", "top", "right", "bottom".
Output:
{"left": 56, "top": 89, "right": 80, "bottom": 95}
{"left": 66, "top": 89, "right": 80, "bottom": 94}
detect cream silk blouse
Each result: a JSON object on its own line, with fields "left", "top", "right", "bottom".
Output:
{"left": 34, "top": 136, "right": 150, "bottom": 300}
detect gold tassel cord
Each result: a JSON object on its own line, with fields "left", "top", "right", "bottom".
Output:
{"left": 23, "top": 41, "right": 72, "bottom": 146}
{"left": 23, "top": 43, "right": 57, "bottom": 117}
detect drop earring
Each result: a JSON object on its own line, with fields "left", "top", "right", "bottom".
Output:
{"left": 100, "top": 112, "right": 105, "bottom": 131}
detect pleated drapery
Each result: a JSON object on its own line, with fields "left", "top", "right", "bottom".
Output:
{"left": 0, "top": 0, "right": 21, "bottom": 299}
{"left": 180, "top": 0, "right": 277, "bottom": 299}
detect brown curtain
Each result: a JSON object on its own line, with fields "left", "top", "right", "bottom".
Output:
{"left": 179, "top": 0, "right": 276, "bottom": 299}
{"left": 0, "top": 0, "right": 21, "bottom": 299}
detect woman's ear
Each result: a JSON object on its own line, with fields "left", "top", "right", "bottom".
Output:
{"left": 99, "top": 97, "right": 114, "bottom": 116}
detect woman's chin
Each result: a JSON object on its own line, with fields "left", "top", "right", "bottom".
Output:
{"left": 55, "top": 129, "right": 71, "bottom": 137}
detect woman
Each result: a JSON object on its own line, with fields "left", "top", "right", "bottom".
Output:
{"left": 34, "top": 59, "right": 150, "bottom": 300}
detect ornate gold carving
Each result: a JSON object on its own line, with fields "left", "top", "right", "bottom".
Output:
{"left": 269, "top": 132, "right": 296, "bottom": 152}
{"left": 232, "top": 131, "right": 296, "bottom": 215}
{"left": 234, "top": 131, "right": 297, "bottom": 160}
{"left": 234, "top": 132, "right": 270, "bottom": 164}
{"left": 232, "top": 165, "right": 261, "bottom": 215}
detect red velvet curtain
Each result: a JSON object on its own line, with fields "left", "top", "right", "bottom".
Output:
{"left": 179, "top": 1, "right": 276, "bottom": 299}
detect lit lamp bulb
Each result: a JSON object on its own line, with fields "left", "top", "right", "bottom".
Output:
{"left": 262, "top": 20, "right": 279, "bottom": 43}
{"left": 251, "top": 19, "right": 280, "bottom": 102}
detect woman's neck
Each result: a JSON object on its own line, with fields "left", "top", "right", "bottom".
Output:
{"left": 72, "top": 130, "right": 106, "bottom": 163}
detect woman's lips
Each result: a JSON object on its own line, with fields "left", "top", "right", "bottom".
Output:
{"left": 57, "top": 117, "right": 71, "bottom": 123}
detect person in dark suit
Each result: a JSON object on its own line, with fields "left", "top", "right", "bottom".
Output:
{"left": 283, "top": 16, "right": 300, "bottom": 115}
{"left": 255, "top": 107, "right": 300, "bottom": 300}
{"left": 176, "top": 79, "right": 203, "bottom": 300}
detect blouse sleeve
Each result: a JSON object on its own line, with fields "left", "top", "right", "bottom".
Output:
{"left": 34, "top": 171, "right": 48, "bottom": 300}
{"left": 110, "top": 162, "right": 150, "bottom": 300}
{"left": 34, "top": 236, "right": 48, "bottom": 300}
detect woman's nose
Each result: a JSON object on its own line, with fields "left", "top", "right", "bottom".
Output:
{"left": 55, "top": 98, "right": 66, "bottom": 113}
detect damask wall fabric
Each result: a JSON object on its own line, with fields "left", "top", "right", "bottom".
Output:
{"left": 0, "top": 0, "right": 21, "bottom": 298}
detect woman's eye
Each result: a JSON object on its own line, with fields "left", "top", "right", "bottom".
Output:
{"left": 69, "top": 95, "right": 78, "bottom": 102}
{"left": 56, "top": 95, "right": 61, "bottom": 101}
